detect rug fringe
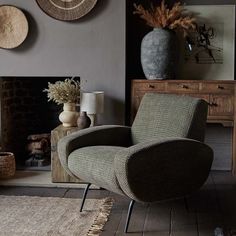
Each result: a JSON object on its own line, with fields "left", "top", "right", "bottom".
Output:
{"left": 87, "top": 197, "right": 114, "bottom": 236}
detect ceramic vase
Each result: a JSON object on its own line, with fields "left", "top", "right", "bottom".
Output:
{"left": 141, "top": 28, "right": 178, "bottom": 80}
{"left": 59, "top": 103, "right": 79, "bottom": 127}
{"left": 77, "top": 111, "right": 91, "bottom": 129}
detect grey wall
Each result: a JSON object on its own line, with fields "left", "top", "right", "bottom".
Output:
{"left": 0, "top": 0, "right": 126, "bottom": 124}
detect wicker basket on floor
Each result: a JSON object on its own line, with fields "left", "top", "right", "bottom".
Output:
{"left": 0, "top": 152, "right": 15, "bottom": 178}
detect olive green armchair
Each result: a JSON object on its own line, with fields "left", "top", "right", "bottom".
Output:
{"left": 58, "top": 93, "right": 213, "bottom": 233}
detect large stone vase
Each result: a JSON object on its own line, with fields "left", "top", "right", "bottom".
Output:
{"left": 59, "top": 103, "right": 79, "bottom": 127}
{"left": 141, "top": 28, "right": 178, "bottom": 80}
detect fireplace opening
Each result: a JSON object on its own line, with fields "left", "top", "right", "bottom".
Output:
{"left": 0, "top": 77, "right": 80, "bottom": 169}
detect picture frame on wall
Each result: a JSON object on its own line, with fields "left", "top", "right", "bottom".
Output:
{"left": 180, "top": 5, "right": 235, "bottom": 80}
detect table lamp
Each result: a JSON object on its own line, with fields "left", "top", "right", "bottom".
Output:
{"left": 80, "top": 91, "right": 104, "bottom": 126}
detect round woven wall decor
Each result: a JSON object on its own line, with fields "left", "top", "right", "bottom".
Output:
{"left": 36, "top": 0, "right": 98, "bottom": 21}
{"left": 0, "top": 5, "right": 28, "bottom": 49}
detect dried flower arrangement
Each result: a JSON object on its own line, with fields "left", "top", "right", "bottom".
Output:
{"left": 133, "top": 0, "right": 196, "bottom": 36}
{"left": 43, "top": 78, "right": 80, "bottom": 105}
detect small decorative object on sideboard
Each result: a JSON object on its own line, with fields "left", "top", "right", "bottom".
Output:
{"left": 133, "top": 0, "right": 196, "bottom": 80}
{"left": 0, "top": 152, "right": 15, "bottom": 178}
{"left": 77, "top": 111, "right": 91, "bottom": 129}
{"left": 43, "top": 78, "right": 80, "bottom": 127}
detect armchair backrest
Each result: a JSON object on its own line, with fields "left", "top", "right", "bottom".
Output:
{"left": 131, "top": 93, "right": 208, "bottom": 144}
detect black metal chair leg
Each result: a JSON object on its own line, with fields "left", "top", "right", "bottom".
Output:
{"left": 124, "top": 200, "right": 135, "bottom": 233}
{"left": 80, "top": 183, "right": 91, "bottom": 212}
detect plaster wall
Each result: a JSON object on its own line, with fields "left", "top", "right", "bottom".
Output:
{"left": 0, "top": 0, "right": 126, "bottom": 124}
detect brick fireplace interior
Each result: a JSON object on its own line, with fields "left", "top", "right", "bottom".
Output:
{"left": 0, "top": 77, "right": 80, "bottom": 168}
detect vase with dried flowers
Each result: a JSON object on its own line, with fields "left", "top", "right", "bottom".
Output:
{"left": 43, "top": 78, "right": 80, "bottom": 127}
{"left": 134, "top": 0, "right": 196, "bottom": 80}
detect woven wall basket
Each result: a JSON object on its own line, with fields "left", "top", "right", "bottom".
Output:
{"left": 36, "top": 0, "right": 97, "bottom": 21}
{"left": 0, "top": 5, "right": 28, "bottom": 49}
{"left": 0, "top": 152, "right": 16, "bottom": 178}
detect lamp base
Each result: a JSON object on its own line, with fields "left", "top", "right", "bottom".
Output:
{"left": 87, "top": 114, "right": 96, "bottom": 126}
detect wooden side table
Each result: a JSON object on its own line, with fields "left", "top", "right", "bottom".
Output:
{"left": 51, "top": 125, "right": 81, "bottom": 183}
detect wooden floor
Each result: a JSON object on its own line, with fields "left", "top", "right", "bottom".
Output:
{"left": 0, "top": 171, "right": 236, "bottom": 235}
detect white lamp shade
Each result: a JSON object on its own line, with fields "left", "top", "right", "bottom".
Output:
{"left": 80, "top": 91, "right": 104, "bottom": 114}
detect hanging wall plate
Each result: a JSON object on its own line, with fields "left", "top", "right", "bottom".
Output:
{"left": 0, "top": 5, "right": 28, "bottom": 49}
{"left": 36, "top": 0, "right": 98, "bottom": 21}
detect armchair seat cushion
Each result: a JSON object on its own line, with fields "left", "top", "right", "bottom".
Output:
{"left": 68, "top": 146, "right": 125, "bottom": 195}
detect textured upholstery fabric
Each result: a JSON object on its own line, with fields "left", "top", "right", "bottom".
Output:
{"left": 68, "top": 146, "right": 125, "bottom": 195}
{"left": 114, "top": 138, "right": 213, "bottom": 202}
{"left": 57, "top": 93, "right": 213, "bottom": 203}
{"left": 131, "top": 93, "right": 208, "bottom": 144}
{"left": 58, "top": 125, "right": 132, "bottom": 178}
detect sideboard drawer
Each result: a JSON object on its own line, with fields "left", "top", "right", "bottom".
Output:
{"left": 201, "top": 83, "right": 234, "bottom": 94}
{"left": 167, "top": 82, "right": 199, "bottom": 92}
{"left": 208, "top": 95, "right": 234, "bottom": 117}
{"left": 188, "top": 94, "right": 234, "bottom": 117}
{"left": 133, "top": 82, "right": 165, "bottom": 92}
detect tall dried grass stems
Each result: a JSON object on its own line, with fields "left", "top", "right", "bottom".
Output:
{"left": 44, "top": 78, "right": 80, "bottom": 105}
{"left": 134, "top": 0, "right": 196, "bottom": 36}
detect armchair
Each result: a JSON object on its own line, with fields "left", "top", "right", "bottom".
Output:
{"left": 58, "top": 93, "right": 213, "bottom": 233}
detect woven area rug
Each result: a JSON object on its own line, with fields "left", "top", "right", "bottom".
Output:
{"left": 0, "top": 195, "right": 114, "bottom": 236}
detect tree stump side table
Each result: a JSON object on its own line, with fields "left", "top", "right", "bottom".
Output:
{"left": 51, "top": 125, "right": 81, "bottom": 183}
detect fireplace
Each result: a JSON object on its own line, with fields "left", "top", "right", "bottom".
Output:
{"left": 0, "top": 77, "right": 80, "bottom": 167}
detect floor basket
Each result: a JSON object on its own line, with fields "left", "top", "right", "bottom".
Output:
{"left": 0, "top": 152, "right": 15, "bottom": 178}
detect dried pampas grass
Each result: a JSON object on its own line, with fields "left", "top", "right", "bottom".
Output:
{"left": 43, "top": 78, "right": 80, "bottom": 105}
{"left": 133, "top": 0, "right": 196, "bottom": 36}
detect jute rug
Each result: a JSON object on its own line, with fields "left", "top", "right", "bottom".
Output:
{"left": 0, "top": 195, "right": 114, "bottom": 236}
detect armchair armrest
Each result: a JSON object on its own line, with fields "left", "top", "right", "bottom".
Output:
{"left": 58, "top": 125, "right": 132, "bottom": 178}
{"left": 114, "top": 138, "right": 213, "bottom": 203}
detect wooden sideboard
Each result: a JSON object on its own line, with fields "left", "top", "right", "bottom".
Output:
{"left": 131, "top": 80, "right": 236, "bottom": 175}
